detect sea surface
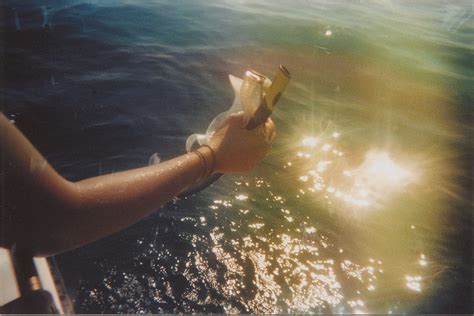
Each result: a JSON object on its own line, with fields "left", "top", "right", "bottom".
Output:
{"left": 1, "top": 0, "right": 472, "bottom": 313}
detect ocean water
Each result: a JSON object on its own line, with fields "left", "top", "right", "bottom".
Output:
{"left": 1, "top": 0, "right": 472, "bottom": 313}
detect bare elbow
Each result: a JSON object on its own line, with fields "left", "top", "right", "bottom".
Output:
{"left": 14, "top": 179, "right": 83, "bottom": 257}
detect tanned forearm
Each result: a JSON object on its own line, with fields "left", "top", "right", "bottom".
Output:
{"left": 1, "top": 109, "right": 275, "bottom": 257}
{"left": 64, "top": 153, "right": 205, "bottom": 255}
{"left": 0, "top": 113, "right": 210, "bottom": 256}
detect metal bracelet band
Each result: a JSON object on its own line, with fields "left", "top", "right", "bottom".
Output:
{"left": 200, "top": 145, "right": 216, "bottom": 177}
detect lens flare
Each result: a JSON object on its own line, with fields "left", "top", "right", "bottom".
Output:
{"left": 292, "top": 131, "right": 417, "bottom": 211}
{"left": 302, "top": 136, "right": 320, "bottom": 147}
{"left": 355, "top": 151, "right": 413, "bottom": 189}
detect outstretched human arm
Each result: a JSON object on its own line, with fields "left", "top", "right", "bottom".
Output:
{"left": 0, "top": 112, "right": 274, "bottom": 257}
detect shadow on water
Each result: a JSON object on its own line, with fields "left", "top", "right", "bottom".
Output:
{"left": 1, "top": 0, "right": 472, "bottom": 313}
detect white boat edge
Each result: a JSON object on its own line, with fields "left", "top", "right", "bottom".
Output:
{"left": 0, "top": 248, "right": 65, "bottom": 313}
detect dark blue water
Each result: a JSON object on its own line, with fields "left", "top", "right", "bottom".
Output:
{"left": 1, "top": 0, "right": 472, "bottom": 313}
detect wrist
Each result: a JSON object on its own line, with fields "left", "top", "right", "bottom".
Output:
{"left": 194, "top": 145, "right": 217, "bottom": 179}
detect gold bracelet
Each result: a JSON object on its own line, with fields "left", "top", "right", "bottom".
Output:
{"left": 193, "top": 149, "right": 207, "bottom": 179}
{"left": 200, "top": 145, "right": 216, "bottom": 177}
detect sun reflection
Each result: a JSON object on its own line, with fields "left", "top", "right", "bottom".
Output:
{"left": 419, "top": 254, "right": 428, "bottom": 267}
{"left": 235, "top": 194, "right": 249, "bottom": 200}
{"left": 249, "top": 223, "right": 265, "bottom": 229}
{"left": 302, "top": 136, "right": 320, "bottom": 147}
{"left": 321, "top": 143, "right": 332, "bottom": 151}
{"left": 316, "top": 160, "right": 332, "bottom": 172}
{"left": 405, "top": 275, "right": 422, "bottom": 292}
{"left": 291, "top": 130, "right": 418, "bottom": 211}
{"left": 357, "top": 151, "right": 413, "bottom": 188}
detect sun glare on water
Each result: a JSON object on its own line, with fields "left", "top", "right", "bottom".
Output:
{"left": 292, "top": 133, "right": 417, "bottom": 211}
{"left": 357, "top": 151, "right": 413, "bottom": 188}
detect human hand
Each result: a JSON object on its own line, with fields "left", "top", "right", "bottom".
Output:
{"left": 207, "top": 111, "right": 276, "bottom": 173}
